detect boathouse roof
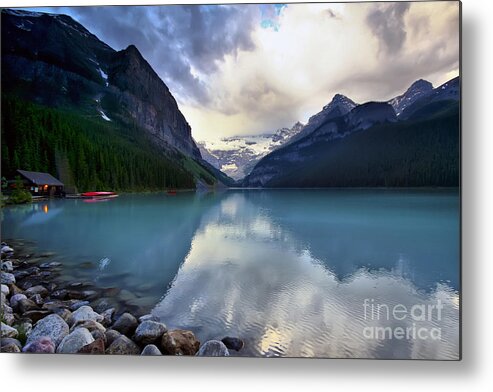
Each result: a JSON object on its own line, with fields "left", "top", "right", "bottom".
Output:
{"left": 17, "top": 170, "right": 64, "bottom": 186}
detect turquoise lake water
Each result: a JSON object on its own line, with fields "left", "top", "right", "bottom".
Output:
{"left": 1, "top": 189, "right": 460, "bottom": 359}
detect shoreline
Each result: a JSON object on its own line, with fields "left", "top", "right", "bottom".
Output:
{"left": 1, "top": 240, "right": 242, "bottom": 356}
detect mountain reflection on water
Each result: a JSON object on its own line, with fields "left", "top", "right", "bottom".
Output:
{"left": 2, "top": 189, "right": 459, "bottom": 359}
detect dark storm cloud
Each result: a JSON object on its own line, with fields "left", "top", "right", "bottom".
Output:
{"left": 366, "top": 3, "right": 410, "bottom": 55}
{"left": 44, "top": 5, "right": 259, "bottom": 105}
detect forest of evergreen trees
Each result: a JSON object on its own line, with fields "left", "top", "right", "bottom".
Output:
{"left": 1, "top": 97, "right": 198, "bottom": 192}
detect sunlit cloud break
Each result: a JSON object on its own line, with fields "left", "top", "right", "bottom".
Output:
{"left": 29, "top": 2, "right": 460, "bottom": 142}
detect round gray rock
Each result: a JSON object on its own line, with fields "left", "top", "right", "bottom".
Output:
{"left": 196, "top": 340, "right": 230, "bottom": 357}
{"left": 106, "top": 335, "right": 140, "bottom": 355}
{"left": 69, "top": 305, "right": 103, "bottom": 326}
{"left": 25, "top": 285, "right": 49, "bottom": 298}
{"left": 1, "top": 284, "right": 9, "bottom": 296}
{"left": 141, "top": 344, "right": 162, "bottom": 356}
{"left": 1, "top": 322, "right": 18, "bottom": 339}
{"left": 10, "top": 293, "right": 27, "bottom": 308}
{"left": 134, "top": 320, "right": 167, "bottom": 344}
{"left": 0, "top": 272, "right": 15, "bottom": 285}
{"left": 27, "top": 314, "right": 69, "bottom": 347}
{"left": 111, "top": 312, "right": 138, "bottom": 336}
{"left": 56, "top": 327, "right": 94, "bottom": 353}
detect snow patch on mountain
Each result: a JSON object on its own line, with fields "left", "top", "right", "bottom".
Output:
{"left": 388, "top": 79, "right": 433, "bottom": 116}
{"left": 198, "top": 122, "right": 304, "bottom": 180}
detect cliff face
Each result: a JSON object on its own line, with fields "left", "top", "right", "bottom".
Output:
{"left": 109, "top": 45, "right": 200, "bottom": 158}
{"left": 1, "top": 9, "right": 201, "bottom": 159}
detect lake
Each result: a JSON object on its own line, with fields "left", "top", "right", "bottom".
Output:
{"left": 1, "top": 189, "right": 460, "bottom": 359}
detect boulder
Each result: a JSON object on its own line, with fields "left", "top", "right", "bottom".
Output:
{"left": 70, "top": 301, "right": 90, "bottom": 311}
{"left": 71, "top": 319, "right": 106, "bottom": 334}
{"left": 111, "top": 312, "right": 138, "bottom": 336}
{"left": 141, "top": 344, "right": 162, "bottom": 356}
{"left": 1, "top": 284, "right": 9, "bottom": 296}
{"left": 138, "top": 314, "right": 160, "bottom": 323}
{"left": 1, "top": 322, "right": 18, "bottom": 338}
{"left": 221, "top": 336, "right": 244, "bottom": 351}
{"left": 197, "top": 340, "right": 230, "bottom": 357}
{"left": 9, "top": 284, "right": 23, "bottom": 296}
{"left": 27, "top": 314, "right": 69, "bottom": 347}
{"left": 25, "top": 285, "right": 49, "bottom": 298}
{"left": 105, "top": 329, "right": 121, "bottom": 346}
{"left": 100, "top": 308, "right": 115, "bottom": 327}
{"left": 18, "top": 298, "right": 39, "bottom": 313}
{"left": 2, "top": 311, "right": 15, "bottom": 326}
{"left": 69, "top": 305, "right": 103, "bottom": 326}
{"left": 10, "top": 293, "right": 27, "bottom": 308}
{"left": 1, "top": 260, "right": 13, "bottom": 272}
{"left": 78, "top": 338, "right": 105, "bottom": 354}
{"left": 51, "top": 289, "right": 69, "bottom": 300}
{"left": 134, "top": 320, "right": 167, "bottom": 345}
{"left": 54, "top": 308, "right": 73, "bottom": 323}
{"left": 1, "top": 337, "right": 22, "bottom": 350}
{"left": 161, "top": 329, "right": 200, "bottom": 356}
{"left": 91, "top": 329, "right": 106, "bottom": 344}
{"left": 23, "top": 310, "right": 52, "bottom": 324}
{"left": 0, "top": 272, "right": 15, "bottom": 285}
{"left": 31, "top": 294, "right": 44, "bottom": 306}
{"left": 106, "top": 335, "right": 140, "bottom": 355}
{"left": 1, "top": 341, "right": 21, "bottom": 352}
{"left": 22, "top": 337, "right": 55, "bottom": 353}
{"left": 56, "top": 328, "right": 94, "bottom": 353}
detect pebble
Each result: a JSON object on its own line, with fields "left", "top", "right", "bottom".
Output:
{"left": 221, "top": 336, "right": 245, "bottom": 351}
{"left": 197, "top": 340, "right": 230, "bottom": 357}
{"left": 141, "top": 344, "right": 162, "bottom": 356}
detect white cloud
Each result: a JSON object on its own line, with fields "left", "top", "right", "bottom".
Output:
{"left": 182, "top": 2, "right": 459, "bottom": 142}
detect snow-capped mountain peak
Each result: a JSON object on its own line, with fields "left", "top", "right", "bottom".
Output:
{"left": 198, "top": 121, "right": 305, "bottom": 180}
{"left": 388, "top": 79, "right": 433, "bottom": 116}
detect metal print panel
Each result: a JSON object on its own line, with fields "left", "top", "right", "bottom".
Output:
{"left": 0, "top": 1, "right": 461, "bottom": 359}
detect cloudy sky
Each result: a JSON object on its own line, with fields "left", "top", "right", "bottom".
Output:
{"left": 29, "top": 1, "right": 460, "bottom": 142}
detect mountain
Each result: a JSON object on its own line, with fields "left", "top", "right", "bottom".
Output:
{"left": 1, "top": 8, "right": 230, "bottom": 190}
{"left": 243, "top": 77, "right": 459, "bottom": 188}
{"left": 283, "top": 94, "right": 357, "bottom": 147}
{"left": 399, "top": 77, "right": 460, "bottom": 120}
{"left": 198, "top": 122, "right": 304, "bottom": 180}
{"left": 388, "top": 79, "right": 433, "bottom": 116}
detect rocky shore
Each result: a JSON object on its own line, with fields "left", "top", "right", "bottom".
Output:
{"left": 1, "top": 241, "right": 242, "bottom": 356}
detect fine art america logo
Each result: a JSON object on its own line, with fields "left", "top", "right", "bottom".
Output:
{"left": 362, "top": 298, "right": 443, "bottom": 340}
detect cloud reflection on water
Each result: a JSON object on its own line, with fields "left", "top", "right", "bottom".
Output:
{"left": 153, "top": 192, "right": 459, "bottom": 359}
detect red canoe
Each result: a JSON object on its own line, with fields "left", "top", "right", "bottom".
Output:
{"left": 82, "top": 191, "right": 116, "bottom": 197}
